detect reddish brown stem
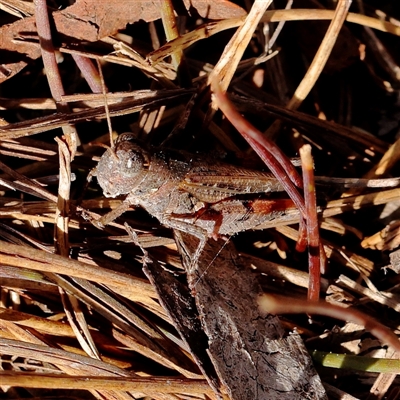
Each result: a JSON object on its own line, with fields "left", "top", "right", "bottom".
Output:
{"left": 34, "top": 0, "right": 65, "bottom": 103}
{"left": 218, "top": 92, "right": 303, "bottom": 187}
{"left": 295, "top": 226, "right": 308, "bottom": 253}
{"left": 300, "top": 144, "right": 321, "bottom": 301}
{"left": 72, "top": 55, "right": 103, "bottom": 94}
{"left": 34, "top": 0, "right": 78, "bottom": 156}
{"left": 211, "top": 82, "right": 306, "bottom": 218}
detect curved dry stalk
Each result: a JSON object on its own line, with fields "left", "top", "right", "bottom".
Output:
{"left": 287, "top": 0, "right": 353, "bottom": 110}
{"left": 265, "top": 0, "right": 352, "bottom": 139}
{"left": 148, "top": 9, "right": 400, "bottom": 65}
{"left": 258, "top": 294, "right": 400, "bottom": 353}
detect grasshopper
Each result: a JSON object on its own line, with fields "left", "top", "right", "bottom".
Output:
{"left": 94, "top": 133, "right": 300, "bottom": 260}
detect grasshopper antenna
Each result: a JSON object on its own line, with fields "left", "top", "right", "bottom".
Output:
{"left": 84, "top": 60, "right": 114, "bottom": 196}
{"left": 193, "top": 236, "right": 232, "bottom": 288}
{"left": 96, "top": 59, "right": 114, "bottom": 150}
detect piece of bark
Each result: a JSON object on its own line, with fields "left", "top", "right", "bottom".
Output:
{"left": 143, "top": 260, "right": 221, "bottom": 396}
{"left": 0, "top": 0, "right": 246, "bottom": 83}
{"left": 53, "top": 0, "right": 246, "bottom": 42}
{"left": 175, "top": 230, "right": 327, "bottom": 400}
{"left": 389, "top": 249, "right": 400, "bottom": 274}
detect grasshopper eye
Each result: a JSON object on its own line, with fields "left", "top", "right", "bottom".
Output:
{"left": 116, "top": 147, "right": 146, "bottom": 177}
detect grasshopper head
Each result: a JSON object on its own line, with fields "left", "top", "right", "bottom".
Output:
{"left": 96, "top": 134, "right": 149, "bottom": 197}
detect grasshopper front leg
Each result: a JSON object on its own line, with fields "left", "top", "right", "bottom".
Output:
{"left": 82, "top": 199, "right": 132, "bottom": 229}
{"left": 95, "top": 200, "right": 132, "bottom": 228}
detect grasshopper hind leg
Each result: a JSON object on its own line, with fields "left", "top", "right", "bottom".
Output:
{"left": 166, "top": 219, "right": 210, "bottom": 274}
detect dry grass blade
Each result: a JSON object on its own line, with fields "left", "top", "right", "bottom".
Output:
{"left": 160, "top": 0, "right": 181, "bottom": 70}
{"left": 0, "top": 371, "right": 214, "bottom": 396}
{"left": 230, "top": 94, "right": 389, "bottom": 154}
{"left": 322, "top": 188, "right": 400, "bottom": 217}
{"left": 0, "top": 90, "right": 192, "bottom": 139}
{"left": 0, "top": 0, "right": 35, "bottom": 17}
{"left": 265, "top": 0, "right": 352, "bottom": 139}
{"left": 364, "top": 137, "right": 400, "bottom": 179}
{"left": 208, "top": 0, "right": 273, "bottom": 95}
{"left": 58, "top": 285, "right": 101, "bottom": 360}
{"left": 148, "top": 9, "right": 400, "bottom": 65}
{"left": 0, "top": 307, "right": 74, "bottom": 336}
{"left": 54, "top": 137, "right": 71, "bottom": 256}
{"left": 47, "top": 274, "right": 202, "bottom": 378}
{"left": 0, "top": 240, "right": 156, "bottom": 302}
{"left": 0, "top": 329, "right": 135, "bottom": 399}
{"left": 287, "top": 0, "right": 353, "bottom": 110}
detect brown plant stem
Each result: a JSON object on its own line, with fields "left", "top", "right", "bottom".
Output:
{"left": 72, "top": 54, "right": 103, "bottom": 94}
{"left": 300, "top": 144, "right": 322, "bottom": 301}
{"left": 34, "top": 0, "right": 78, "bottom": 156}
